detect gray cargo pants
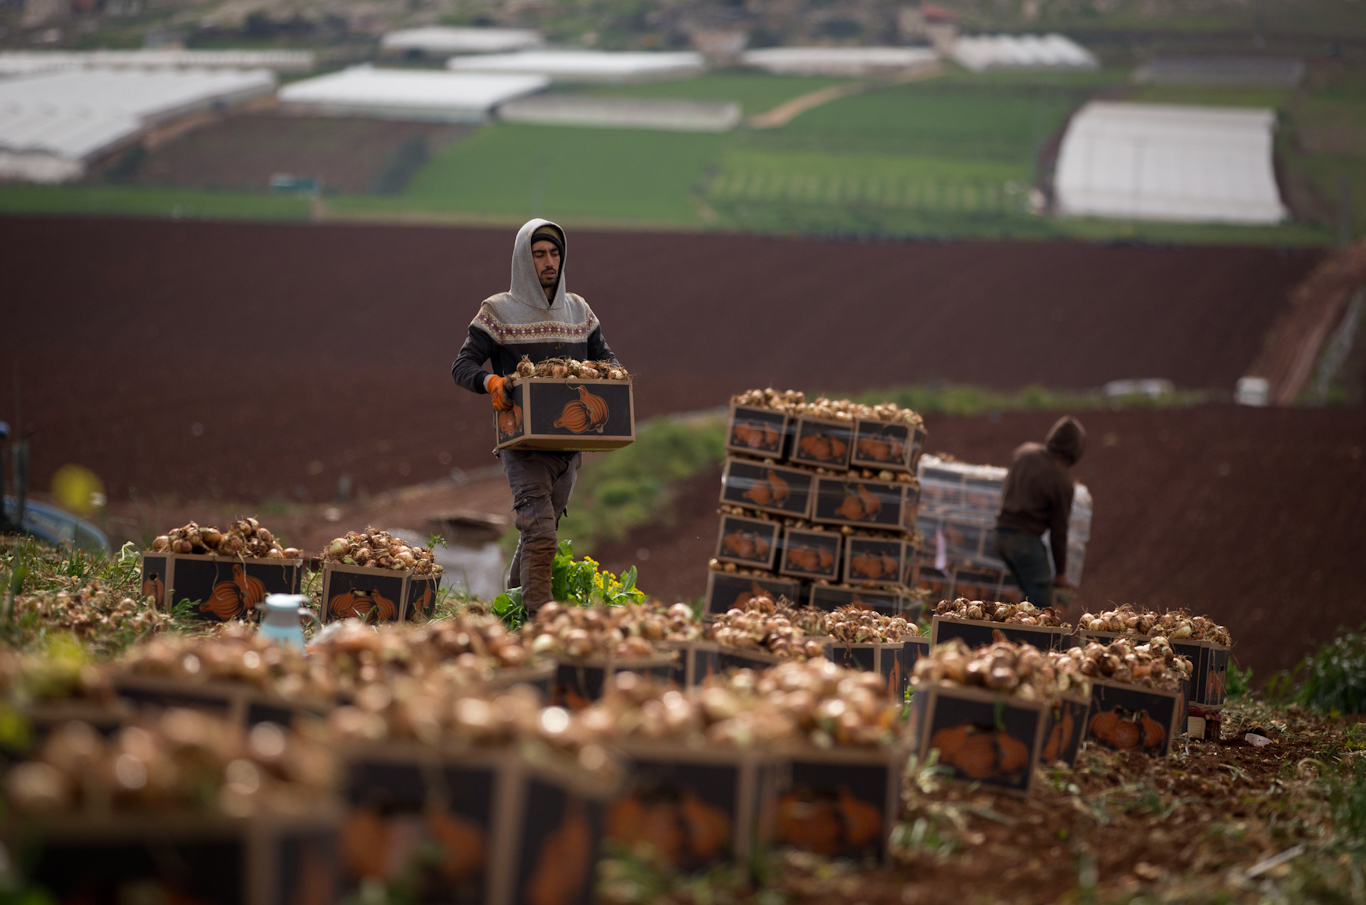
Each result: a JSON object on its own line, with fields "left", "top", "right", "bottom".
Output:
{"left": 501, "top": 449, "right": 581, "bottom": 609}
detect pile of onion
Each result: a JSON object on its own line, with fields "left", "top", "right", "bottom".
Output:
{"left": 912, "top": 638, "right": 1092, "bottom": 701}
{"left": 1079, "top": 604, "right": 1231, "bottom": 645}
{"left": 821, "top": 604, "right": 919, "bottom": 643}
{"left": 152, "top": 518, "right": 298, "bottom": 560}
{"left": 575, "top": 660, "right": 902, "bottom": 749}
{"left": 707, "top": 595, "right": 826, "bottom": 661}
{"left": 321, "top": 527, "right": 442, "bottom": 575}
{"left": 3, "top": 708, "right": 337, "bottom": 818}
{"left": 15, "top": 578, "right": 172, "bottom": 637}
{"left": 732, "top": 388, "right": 924, "bottom": 430}
{"left": 521, "top": 603, "right": 673, "bottom": 660}
{"left": 118, "top": 624, "right": 337, "bottom": 702}
{"left": 516, "top": 356, "right": 629, "bottom": 381}
{"left": 934, "top": 598, "right": 1071, "bottom": 630}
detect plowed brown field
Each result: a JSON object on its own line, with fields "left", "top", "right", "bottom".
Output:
{"left": 3, "top": 216, "right": 1318, "bottom": 502}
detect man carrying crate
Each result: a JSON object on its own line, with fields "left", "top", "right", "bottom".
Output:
{"left": 451, "top": 219, "right": 620, "bottom": 611}
{"left": 994, "top": 416, "right": 1086, "bottom": 608}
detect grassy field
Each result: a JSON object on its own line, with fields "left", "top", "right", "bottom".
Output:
{"left": 574, "top": 71, "right": 853, "bottom": 116}
{"left": 0, "top": 184, "right": 311, "bottom": 221}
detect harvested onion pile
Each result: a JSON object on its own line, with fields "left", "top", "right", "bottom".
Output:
{"left": 822, "top": 605, "right": 920, "bottom": 643}
{"left": 152, "top": 518, "right": 298, "bottom": 559}
{"left": 14, "top": 578, "right": 172, "bottom": 637}
{"left": 578, "top": 660, "right": 901, "bottom": 750}
{"left": 117, "top": 625, "right": 338, "bottom": 703}
{"left": 1069, "top": 637, "right": 1192, "bottom": 693}
{"left": 913, "top": 639, "right": 1090, "bottom": 701}
{"left": 321, "top": 527, "right": 442, "bottom": 575}
{"left": 732, "top": 388, "right": 924, "bottom": 429}
{"left": 515, "top": 356, "right": 629, "bottom": 381}
{"left": 521, "top": 602, "right": 695, "bottom": 660}
{"left": 308, "top": 615, "right": 530, "bottom": 692}
{"left": 934, "top": 598, "right": 1071, "bottom": 630}
{"left": 1079, "top": 604, "right": 1231, "bottom": 645}
{"left": 3, "top": 709, "right": 337, "bottom": 817}
{"left": 708, "top": 595, "right": 826, "bottom": 661}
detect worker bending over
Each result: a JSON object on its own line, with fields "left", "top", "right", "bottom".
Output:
{"left": 994, "top": 416, "right": 1086, "bottom": 608}
{"left": 451, "top": 219, "right": 620, "bottom": 612}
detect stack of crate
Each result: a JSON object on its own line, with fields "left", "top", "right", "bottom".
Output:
{"left": 705, "top": 391, "right": 927, "bottom": 618}
{"left": 911, "top": 454, "right": 1092, "bottom": 603}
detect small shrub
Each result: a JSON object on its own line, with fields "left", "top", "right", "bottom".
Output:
{"left": 1294, "top": 624, "right": 1366, "bottom": 714}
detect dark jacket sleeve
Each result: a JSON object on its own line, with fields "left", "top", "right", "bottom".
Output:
{"left": 586, "top": 325, "right": 618, "bottom": 365}
{"left": 452, "top": 326, "right": 497, "bottom": 395}
{"left": 1050, "top": 480, "right": 1074, "bottom": 577}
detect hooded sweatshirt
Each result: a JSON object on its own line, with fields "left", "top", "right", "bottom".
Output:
{"left": 996, "top": 416, "right": 1087, "bottom": 575}
{"left": 451, "top": 219, "right": 616, "bottom": 395}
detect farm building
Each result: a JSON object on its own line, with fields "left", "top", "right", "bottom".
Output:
{"left": 0, "top": 49, "right": 313, "bottom": 77}
{"left": 739, "top": 46, "right": 938, "bottom": 76}
{"left": 0, "top": 67, "right": 274, "bottom": 183}
{"left": 498, "top": 96, "right": 740, "bottom": 131}
{"left": 1054, "top": 102, "right": 1286, "bottom": 225}
{"left": 278, "top": 66, "right": 548, "bottom": 123}
{"left": 446, "top": 50, "right": 705, "bottom": 83}
{"left": 949, "top": 34, "right": 1097, "bottom": 72}
{"left": 379, "top": 27, "right": 542, "bottom": 58}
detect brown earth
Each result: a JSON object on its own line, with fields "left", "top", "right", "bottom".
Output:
{"left": 1, "top": 216, "right": 1321, "bottom": 505}
{"left": 591, "top": 405, "right": 1366, "bottom": 681}
{"left": 101, "top": 112, "right": 471, "bottom": 194}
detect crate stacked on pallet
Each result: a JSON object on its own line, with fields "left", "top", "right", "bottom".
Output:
{"left": 705, "top": 389, "right": 927, "bottom": 619}
{"left": 911, "top": 454, "right": 1092, "bottom": 604}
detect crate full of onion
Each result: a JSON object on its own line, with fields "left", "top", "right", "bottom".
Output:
{"left": 494, "top": 357, "right": 635, "bottom": 452}
{"left": 929, "top": 599, "right": 1075, "bottom": 652}
{"left": 144, "top": 519, "right": 303, "bottom": 622}
{"left": 1077, "top": 605, "right": 1231, "bottom": 709}
{"left": 318, "top": 529, "right": 444, "bottom": 625}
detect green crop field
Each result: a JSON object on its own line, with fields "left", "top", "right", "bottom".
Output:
{"left": 574, "top": 71, "right": 853, "bottom": 116}
{"left": 0, "top": 185, "right": 311, "bottom": 221}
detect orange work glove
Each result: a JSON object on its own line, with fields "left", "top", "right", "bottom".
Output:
{"left": 487, "top": 374, "right": 514, "bottom": 412}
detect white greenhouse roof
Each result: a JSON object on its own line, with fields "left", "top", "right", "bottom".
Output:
{"left": 381, "top": 27, "right": 541, "bottom": 55}
{"left": 950, "top": 34, "right": 1096, "bottom": 72}
{"left": 740, "top": 46, "right": 937, "bottom": 76}
{"left": 1054, "top": 102, "right": 1287, "bottom": 225}
{"left": 446, "top": 50, "right": 704, "bottom": 83}
{"left": 0, "top": 49, "right": 313, "bottom": 77}
{"left": 278, "top": 66, "right": 548, "bottom": 122}
{"left": 499, "top": 96, "right": 740, "bottom": 131}
{"left": 0, "top": 67, "right": 275, "bottom": 167}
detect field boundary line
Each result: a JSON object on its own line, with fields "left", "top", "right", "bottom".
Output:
{"left": 746, "top": 61, "right": 941, "bottom": 129}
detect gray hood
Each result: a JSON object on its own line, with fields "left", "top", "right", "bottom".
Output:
{"left": 509, "top": 218, "right": 567, "bottom": 310}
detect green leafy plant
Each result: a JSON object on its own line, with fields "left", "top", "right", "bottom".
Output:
{"left": 1293, "top": 623, "right": 1366, "bottom": 714}
{"left": 491, "top": 541, "right": 645, "bottom": 630}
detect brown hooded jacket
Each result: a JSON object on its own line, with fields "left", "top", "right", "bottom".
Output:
{"left": 996, "top": 416, "right": 1087, "bottom": 575}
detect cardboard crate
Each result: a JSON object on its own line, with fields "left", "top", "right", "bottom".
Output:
{"left": 658, "top": 640, "right": 722, "bottom": 687}
{"left": 110, "top": 674, "right": 331, "bottom": 730}
{"left": 779, "top": 528, "right": 842, "bottom": 582}
{"left": 493, "top": 376, "right": 635, "bottom": 452}
{"left": 719, "top": 458, "right": 815, "bottom": 520}
{"left": 726, "top": 403, "right": 790, "bottom": 460}
{"left": 10, "top": 811, "right": 339, "bottom": 905}
{"left": 405, "top": 573, "right": 443, "bottom": 622}
{"left": 1040, "top": 693, "right": 1090, "bottom": 767}
{"left": 715, "top": 514, "right": 781, "bottom": 571}
{"left": 808, "top": 583, "right": 905, "bottom": 616}
{"left": 1203, "top": 643, "right": 1230, "bottom": 707}
{"left": 790, "top": 415, "right": 855, "bottom": 471}
{"left": 704, "top": 571, "right": 802, "bottom": 616}
{"left": 899, "top": 638, "right": 930, "bottom": 698}
{"left": 342, "top": 743, "right": 618, "bottom": 905}
{"left": 909, "top": 683, "right": 1046, "bottom": 795}
{"left": 1080, "top": 630, "right": 1209, "bottom": 707}
{"left": 766, "top": 744, "right": 906, "bottom": 862}
{"left": 811, "top": 477, "right": 908, "bottom": 532}
{"left": 910, "top": 425, "right": 927, "bottom": 469}
{"left": 843, "top": 537, "right": 906, "bottom": 588}
{"left": 550, "top": 655, "right": 679, "bottom": 711}
{"left": 142, "top": 552, "right": 303, "bottom": 622}
{"left": 828, "top": 641, "right": 905, "bottom": 698}
{"left": 850, "top": 419, "right": 915, "bottom": 472}
{"left": 931, "top": 615, "right": 1072, "bottom": 652}
{"left": 321, "top": 562, "right": 443, "bottom": 625}
{"left": 1085, "top": 679, "right": 1183, "bottom": 758}
{"left": 607, "top": 741, "right": 777, "bottom": 872}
